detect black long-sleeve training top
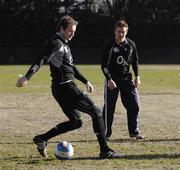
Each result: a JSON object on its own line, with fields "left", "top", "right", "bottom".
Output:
{"left": 101, "top": 38, "right": 139, "bottom": 80}
{"left": 25, "top": 32, "right": 88, "bottom": 85}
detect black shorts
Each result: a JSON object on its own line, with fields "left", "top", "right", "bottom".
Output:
{"left": 51, "top": 82, "right": 100, "bottom": 120}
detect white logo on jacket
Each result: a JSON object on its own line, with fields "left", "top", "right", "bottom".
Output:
{"left": 113, "top": 47, "right": 119, "bottom": 53}
{"left": 117, "top": 56, "right": 128, "bottom": 66}
{"left": 69, "top": 56, "right": 73, "bottom": 65}
{"left": 64, "top": 46, "right": 69, "bottom": 53}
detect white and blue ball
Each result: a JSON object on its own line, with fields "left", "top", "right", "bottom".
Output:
{"left": 54, "top": 141, "right": 74, "bottom": 160}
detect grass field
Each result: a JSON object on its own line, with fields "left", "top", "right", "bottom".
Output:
{"left": 0, "top": 65, "right": 180, "bottom": 170}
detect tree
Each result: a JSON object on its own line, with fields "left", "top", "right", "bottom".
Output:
{"left": 105, "top": 0, "right": 180, "bottom": 24}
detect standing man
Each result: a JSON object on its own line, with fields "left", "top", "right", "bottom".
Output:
{"left": 16, "top": 15, "right": 118, "bottom": 159}
{"left": 101, "top": 20, "right": 143, "bottom": 140}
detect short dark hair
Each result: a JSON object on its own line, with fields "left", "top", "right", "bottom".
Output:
{"left": 56, "top": 15, "right": 78, "bottom": 31}
{"left": 114, "top": 20, "right": 128, "bottom": 31}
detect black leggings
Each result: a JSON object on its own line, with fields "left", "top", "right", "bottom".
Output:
{"left": 51, "top": 82, "right": 106, "bottom": 139}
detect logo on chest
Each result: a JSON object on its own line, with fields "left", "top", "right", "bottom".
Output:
{"left": 113, "top": 47, "right": 119, "bottom": 53}
{"left": 113, "top": 47, "right": 128, "bottom": 53}
{"left": 64, "top": 46, "right": 69, "bottom": 53}
{"left": 116, "top": 56, "right": 128, "bottom": 66}
{"left": 69, "top": 56, "right": 73, "bottom": 65}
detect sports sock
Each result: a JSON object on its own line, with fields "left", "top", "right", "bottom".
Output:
{"left": 92, "top": 116, "right": 109, "bottom": 152}
{"left": 40, "top": 120, "right": 79, "bottom": 141}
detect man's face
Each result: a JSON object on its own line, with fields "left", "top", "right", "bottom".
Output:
{"left": 61, "top": 24, "right": 76, "bottom": 41}
{"left": 114, "top": 26, "right": 128, "bottom": 42}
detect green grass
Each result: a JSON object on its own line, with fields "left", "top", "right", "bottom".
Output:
{"left": 0, "top": 65, "right": 51, "bottom": 94}
{"left": 0, "top": 64, "right": 180, "bottom": 94}
{"left": 0, "top": 64, "right": 180, "bottom": 170}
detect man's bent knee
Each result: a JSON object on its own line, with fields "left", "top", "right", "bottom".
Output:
{"left": 72, "top": 118, "right": 83, "bottom": 129}
{"left": 91, "top": 104, "right": 102, "bottom": 117}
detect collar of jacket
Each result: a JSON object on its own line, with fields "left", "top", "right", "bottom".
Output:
{"left": 56, "top": 32, "right": 68, "bottom": 44}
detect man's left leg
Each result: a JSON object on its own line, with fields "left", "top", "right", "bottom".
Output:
{"left": 75, "top": 91, "right": 120, "bottom": 158}
{"left": 120, "top": 83, "right": 143, "bottom": 139}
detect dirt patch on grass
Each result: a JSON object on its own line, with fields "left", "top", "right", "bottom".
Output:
{"left": 1, "top": 91, "right": 180, "bottom": 141}
{"left": 0, "top": 91, "right": 180, "bottom": 169}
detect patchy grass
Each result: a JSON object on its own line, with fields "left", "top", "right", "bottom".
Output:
{"left": 0, "top": 65, "right": 180, "bottom": 170}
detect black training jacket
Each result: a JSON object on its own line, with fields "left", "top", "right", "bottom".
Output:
{"left": 101, "top": 38, "right": 139, "bottom": 80}
{"left": 25, "top": 32, "right": 87, "bottom": 85}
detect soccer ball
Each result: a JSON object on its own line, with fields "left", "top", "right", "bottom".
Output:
{"left": 54, "top": 141, "right": 74, "bottom": 160}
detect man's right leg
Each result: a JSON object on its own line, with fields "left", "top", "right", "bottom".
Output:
{"left": 33, "top": 104, "right": 82, "bottom": 157}
{"left": 103, "top": 81, "right": 119, "bottom": 139}
{"left": 33, "top": 107, "right": 82, "bottom": 157}
{"left": 33, "top": 85, "right": 83, "bottom": 158}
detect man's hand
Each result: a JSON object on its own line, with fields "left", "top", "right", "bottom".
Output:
{"left": 108, "top": 79, "right": 117, "bottom": 90}
{"left": 134, "top": 76, "right": 141, "bottom": 88}
{"left": 86, "top": 81, "right": 94, "bottom": 93}
{"left": 16, "top": 76, "right": 28, "bottom": 87}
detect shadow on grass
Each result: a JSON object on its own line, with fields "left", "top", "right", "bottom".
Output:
{"left": 2, "top": 153, "right": 179, "bottom": 165}
{"left": 70, "top": 153, "right": 180, "bottom": 160}
{"left": 1, "top": 156, "right": 40, "bottom": 162}
{"left": 122, "top": 153, "right": 180, "bottom": 160}
{"left": 109, "top": 138, "right": 180, "bottom": 143}
{"left": 26, "top": 156, "right": 100, "bottom": 164}
{"left": 49, "top": 138, "right": 180, "bottom": 144}
{"left": 0, "top": 138, "right": 180, "bottom": 145}
{"left": 13, "top": 157, "right": 100, "bottom": 165}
